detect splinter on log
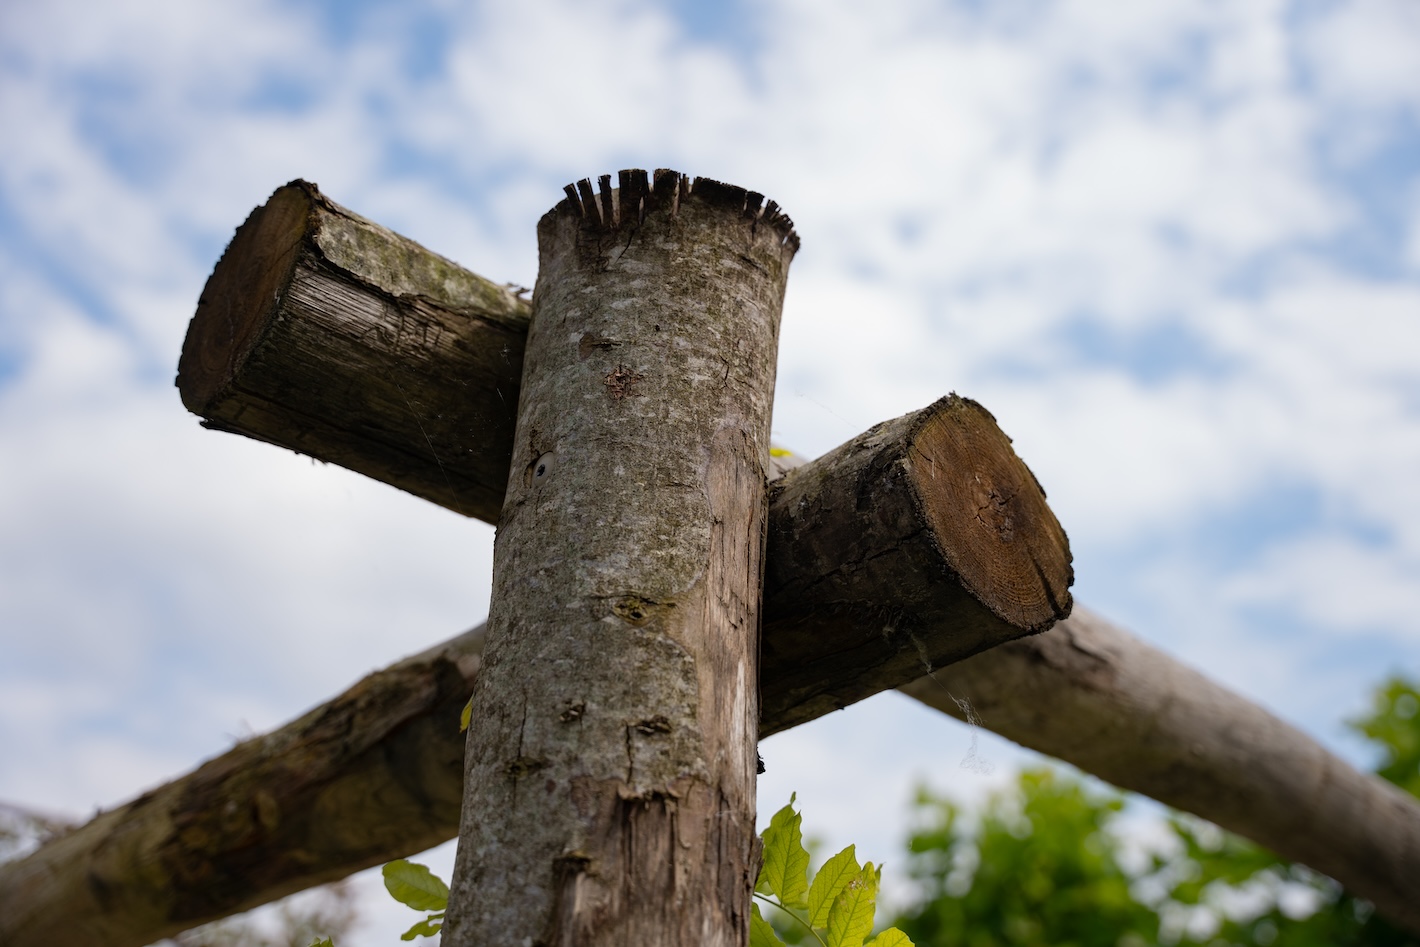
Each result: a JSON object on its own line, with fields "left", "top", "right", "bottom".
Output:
{"left": 443, "top": 171, "right": 796, "bottom": 947}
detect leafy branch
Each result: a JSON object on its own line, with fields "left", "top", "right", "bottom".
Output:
{"left": 752, "top": 794, "right": 913, "bottom": 947}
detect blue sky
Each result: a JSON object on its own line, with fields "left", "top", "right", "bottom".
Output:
{"left": 2, "top": 0, "right": 1418, "bottom": 940}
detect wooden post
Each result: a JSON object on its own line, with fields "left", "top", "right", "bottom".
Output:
{"left": 0, "top": 392, "right": 1074, "bottom": 947}
{"left": 10, "top": 602, "right": 1420, "bottom": 946}
{"left": 443, "top": 171, "right": 795, "bottom": 946}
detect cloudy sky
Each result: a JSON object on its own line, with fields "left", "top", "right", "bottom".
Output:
{"left": 2, "top": 0, "right": 1418, "bottom": 941}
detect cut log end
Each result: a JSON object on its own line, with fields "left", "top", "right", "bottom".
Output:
{"left": 543, "top": 168, "right": 800, "bottom": 257}
{"left": 176, "top": 181, "right": 316, "bottom": 414}
{"left": 907, "top": 394, "right": 1073, "bottom": 633}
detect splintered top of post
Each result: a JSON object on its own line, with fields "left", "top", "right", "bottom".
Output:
{"left": 542, "top": 169, "right": 801, "bottom": 258}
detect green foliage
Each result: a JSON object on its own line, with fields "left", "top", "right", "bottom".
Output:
{"left": 755, "top": 796, "right": 914, "bottom": 947}
{"left": 308, "top": 674, "right": 1419, "bottom": 947}
{"left": 1350, "top": 676, "right": 1420, "bottom": 797}
{"left": 381, "top": 859, "right": 447, "bottom": 941}
{"left": 759, "top": 794, "right": 811, "bottom": 910}
{"left": 895, "top": 769, "right": 1157, "bottom": 947}
{"left": 892, "top": 674, "right": 1420, "bottom": 947}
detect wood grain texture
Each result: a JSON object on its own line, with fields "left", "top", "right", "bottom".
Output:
{"left": 762, "top": 395, "right": 1072, "bottom": 734}
{"left": 177, "top": 179, "right": 529, "bottom": 523}
{"left": 444, "top": 170, "right": 796, "bottom": 947}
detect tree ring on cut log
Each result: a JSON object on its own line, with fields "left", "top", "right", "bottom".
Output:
{"left": 907, "top": 395, "right": 1073, "bottom": 632}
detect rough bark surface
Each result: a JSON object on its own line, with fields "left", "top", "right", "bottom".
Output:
{"left": 177, "top": 179, "right": 529, "bottom": 523}
{"left": 175, "top": 183, "right": 1072, "bottom": 733}
{"left": 12, "top": 605, "right": 1420, "bottom": 947}
{"left": 900, "top": 605, "right": 1420, "bottom": 934}
{"left": 0, "top": 392, "right": 1071, "bottom": 947}
{"left": 762, "top": 396, "right": 1071, "bottom": 734}
{"left": 0, "top": 630, "right": 484, "bottom": 947}
{"left": 443, "top": 171, "right": 796, "bottom": 947}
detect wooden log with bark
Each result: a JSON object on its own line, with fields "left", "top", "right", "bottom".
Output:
{"left": 175, "top": 178, "right": 1070, "bottom": 735}
{"left": 8, "top": 606, "right": 1419, "bottom": 947}
{"left": 0, "top": 382, "right": 1073, "bottom": 947}
{"left": 176, "top": 180, "right": 529, "bottom": 524}
{"left": 444, "top": 170, "right": 793, "bottom": 945}
{"left": 900, "top": 605, "right": 1420, "bottom": 934}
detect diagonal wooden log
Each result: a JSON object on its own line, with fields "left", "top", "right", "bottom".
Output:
{"left": 0, "top": 384, "right": 1071, "bottom": 947}
{"left": 900, "top": 606, "right": 1420, "bottom": 934}
{"left": 7, "top": 607, "right": 1418, "bottom": 947}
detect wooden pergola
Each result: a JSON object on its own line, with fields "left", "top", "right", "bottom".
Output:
{"left": 2, "top": 174, "right": 1416, "bottom": 945}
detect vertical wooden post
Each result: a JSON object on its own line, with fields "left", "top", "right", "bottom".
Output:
{"left": 442, "top": 170, "right": 798, "bottom": 946}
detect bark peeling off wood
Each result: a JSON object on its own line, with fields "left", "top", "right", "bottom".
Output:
{"left": 444, "top": 171, "right": 795, "bottom": 947}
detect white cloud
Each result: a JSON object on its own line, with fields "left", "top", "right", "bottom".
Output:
{"left": 1300, "top": 0, "right": 1420, "bottom": 115}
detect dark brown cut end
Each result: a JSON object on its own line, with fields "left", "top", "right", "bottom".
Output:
{"left": 176, "top": 181, "right": 315, "bottom": 413}
{"left": 907, "top": 395, "right": 1074, "bottom": 632}
{"left": 541, "top": 169, "right": 800, "bottom": 254}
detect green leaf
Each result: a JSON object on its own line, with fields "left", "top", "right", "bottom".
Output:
{"left": 758, "top": 795, "right": 810, "bottom": 909}
{"left": 383, "top": 859, "right": 450, "bottom": 912}
{"left": 808, "top": 845, "right": 861, "bottom": 928}
{"left": 308, "top": 939, "right": 334, "bottom": 947}
{"left": 865, "top": 928, "right": 913, "bottom": 947}
{"left": 399, "top": 915, "right": 444, "bottom": 941}
{"left": 751, "top": 902, "right": 788, "bottom": 947}
{"left": 825, "top": 863, "right": 879, "bottom": 947}
{"left": 460, "top": 697, "right": 474, "bottom": 732}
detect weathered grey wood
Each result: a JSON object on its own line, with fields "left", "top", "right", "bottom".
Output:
{"left": 900, "top": 605, "right": 1420, "bottom": 934}
{"left": 175, "top": 182, "right": 1073, "bottom": 732}
{"left": 445, "top": 171, "right": 795, "bottom": 946}
{"left": 12, "top": 604, "right": 1419, "bottom": 947}
{"left": 0, "top": 628, "right": 485, "bottom": 947}
{"left": 177, "top": 179, "right": 529, "bottom": 524}
{"left": 0, "top": 387, "right": 1072, "bottom": 947}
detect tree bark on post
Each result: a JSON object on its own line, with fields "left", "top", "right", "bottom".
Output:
{"left": 442, "top": 171, "right": 797, "bottom": 946}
